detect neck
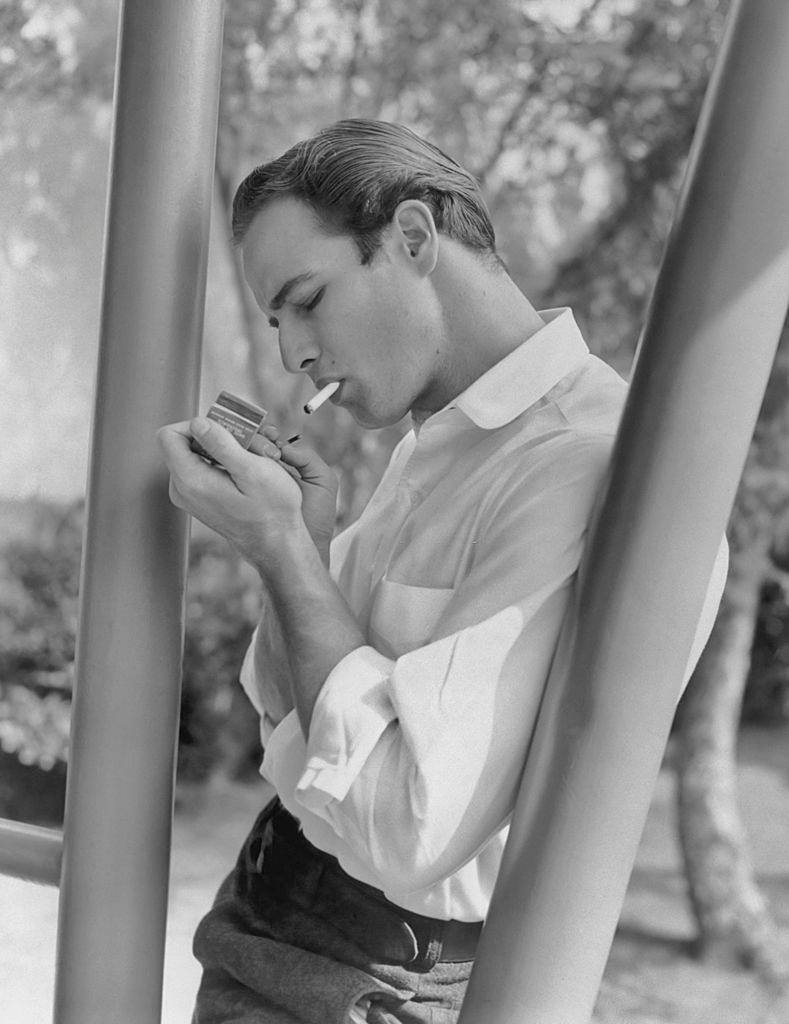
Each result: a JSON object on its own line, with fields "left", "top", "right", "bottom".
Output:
{"left": 453, "top": 271, "right": 545, "bottom": 357}
{"left": 413, "top": 245, "right": 545, "bottom": 420}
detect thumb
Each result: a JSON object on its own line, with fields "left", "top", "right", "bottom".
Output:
{"left": 190, "top": 417, "right": 254, "bottom": 477}
{"left": 279, "top": 438, "right": 335, "bottom": 487}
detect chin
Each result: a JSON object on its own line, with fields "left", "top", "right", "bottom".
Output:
{"left": 350, "top": 404, "right": 407, "bottom": 430}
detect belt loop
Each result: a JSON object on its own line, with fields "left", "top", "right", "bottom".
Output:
{"left": 243, "top": 800, "right": 277, "bottom": 876}
{"left": 254, "top": 817, "right": 273, "bottom": 872}
{"left": 409, "top": 921, "right": 445, "bottom": 973}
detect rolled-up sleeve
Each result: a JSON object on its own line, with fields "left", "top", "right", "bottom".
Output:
{"left": 262, "top": 435, "right": 615, "bottom": 895}
{"left": 238, "top": 627, "right": 280, "bottom": 745}
{"left": 289, "top": 647, "right": 396, "bottom": 803}
{"left": 247, "top": 429, "right": 729, "bottom": 900}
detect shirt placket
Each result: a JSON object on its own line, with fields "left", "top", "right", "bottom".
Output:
{"left": 368, "top": 478, "right": 420, "bottom": 585}
{"left": 368, "top": 411, "right": 468, "bottom": 587}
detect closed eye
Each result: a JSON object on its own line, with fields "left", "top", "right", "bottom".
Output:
{"left": 301, "top": 287, "right": 325, "bottom": 313}
{"left": 267, "top": 287, "right": 324, "bottom": 330}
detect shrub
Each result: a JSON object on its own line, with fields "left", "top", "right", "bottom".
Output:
{"left": 3, "top": 495, "right": 787, "bottom": 827}
{"left": 745, "top": 580, "right": 789, "bottom": 723}
{"left": 0, "top": 500, "right": 266, "bottom": 823}
{"left": 179, "top": 532, "right": 263, "bottom": 782}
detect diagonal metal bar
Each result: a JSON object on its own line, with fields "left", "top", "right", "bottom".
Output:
{"left": 52, "top": 2, "right": 224, "bottom": 1022}
{"left": 0, "top": 818, "right": 62, "bottom": 886}
{"left": 458, "top": 1, "right": 789, "bottom": 1021}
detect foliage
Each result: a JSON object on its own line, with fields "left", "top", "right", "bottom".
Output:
{"left": 0, "top": 501, "right": 81, "bottom": 771}
{"left": 3, "top": 0, "right": 732, "bottom": 499}
{"left": 211, "top": 0, "right": 731, "bottom": 516}
{"left": 736, "top": 323, "right": 789, "bottom": 724}
{"left": 179, "top": 532, "right": 263, "bottom": 782}
{"left": 0, "top": 500, "right": 270, "bottom": 821}
{"left": 9, "top": 0, "right": 789, "bottom": 813}
{"left": 2, "top": 483, "right": 787, "bottom": 806}
{"left": 747, "top": 581, "right": 789, "bottom": 724}
{"left": 216, "top": 0, "right": 730, "bottom": 369}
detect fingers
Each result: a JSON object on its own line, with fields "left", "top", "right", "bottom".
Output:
{"left": 259, "top": 422, "right": 301, "bottom": 449}
{"left": 157, "top": 421, "right": 204, "bottom": 470}
{"left": 157, "top": 419, "right": 304, "bottom": 541}
{"left": 252, "top": 426, "right": 309, "bottom": 471}
{"left": 279, "top": 437, "right": 322, "bottom": 469}
{"left": 157, "top": 422, "right": 230, "bottom": 506}
{"left": 247, "top": 430, "right": 284, "bottom": 460}
{"left": 278, "top": 437, "right": 337, "bottom": 491}
{"left": 187, "top": 417, "right": 263, "bottom": 476}
{"left": 159, "top": 418, "right": 252, "bottom": 494}
{"left": 168, "top": 477, "right": 186, "bottom": 510}
{"left": 157, "top": 420, "right": 193, "bottom": 447}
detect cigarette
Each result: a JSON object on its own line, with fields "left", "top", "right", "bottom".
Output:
{"left": 304, "top": 380, "right": 340, "bottom": 414}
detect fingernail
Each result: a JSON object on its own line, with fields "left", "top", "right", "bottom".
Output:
{"left": 191, "top": 417, "right": 211, "bottom": 438}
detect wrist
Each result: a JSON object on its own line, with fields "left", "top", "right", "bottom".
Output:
{"left": 253, "top": 520, "right": 323, "bottom": 586}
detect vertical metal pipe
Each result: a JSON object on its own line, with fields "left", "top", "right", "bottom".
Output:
{"left": 459, "top": 2, "right": 789, "bottom": 1022}
{"left": 53, "top": 2, "right": 223, "bottom": 1022}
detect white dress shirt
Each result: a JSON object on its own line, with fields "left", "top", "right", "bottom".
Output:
{"left": 239, "top": 308, "right": 728, "bottom": 922}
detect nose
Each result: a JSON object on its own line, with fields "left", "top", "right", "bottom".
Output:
{"left": 277, "top": 321, "right": 319, "bottom": 375}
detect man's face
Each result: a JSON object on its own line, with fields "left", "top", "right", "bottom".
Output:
{"left": 241, "top": 197, "right": 448, "bottom": 428}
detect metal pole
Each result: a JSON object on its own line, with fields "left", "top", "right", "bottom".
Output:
{"left": 459, "top": 2, "right": 789, "bottom": 1021}
{"left": 53, "top": 2, "right": 223, "bottom": 1022}
{"left": 0, "top": 819, "right": 62, "bottom": 886}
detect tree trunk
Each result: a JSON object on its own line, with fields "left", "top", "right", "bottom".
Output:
{"left": 213, "top": 162, "right": 268, "bottom": 407}
{"left": 211, "top": 157, "right": 303, "bottom": 419}
{"left": 674, "top": 532, "right": 787, "bottom": 982}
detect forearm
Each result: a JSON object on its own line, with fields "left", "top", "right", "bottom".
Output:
{"left": 157, "top": 418, "right": 351, "bottom": 732}
{"left": 256, "top": 524, "right": 366, "bottom": 737}
{"left": 252, "top": 588, "right": 295, "bottom": 723}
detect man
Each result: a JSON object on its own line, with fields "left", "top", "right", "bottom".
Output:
{"left": 158, "top": 120, "right": 727, "bottom": 1023}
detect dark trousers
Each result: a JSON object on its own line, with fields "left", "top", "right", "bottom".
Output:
{"left": 191, "top": 799, "right": 474, "bottom": 1024}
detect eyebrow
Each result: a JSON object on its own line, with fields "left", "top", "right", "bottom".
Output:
{"left": 269, "top": 272, "right": 316, "bottom": 311}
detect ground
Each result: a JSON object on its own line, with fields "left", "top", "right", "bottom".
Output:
{"left": 1, "top": 723, "right": 787, "bottom": 1023}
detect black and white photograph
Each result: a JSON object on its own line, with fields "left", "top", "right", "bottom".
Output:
{"left": 1, "top": 1, "right": 788, "bottom": 1021}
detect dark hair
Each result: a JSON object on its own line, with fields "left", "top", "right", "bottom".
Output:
{"left": 232, "top": 119, "right": 499, "bottom": 265}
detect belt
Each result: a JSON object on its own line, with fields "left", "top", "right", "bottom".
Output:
{"left": 240, "top": 798, "right": 484, "bottom": 973}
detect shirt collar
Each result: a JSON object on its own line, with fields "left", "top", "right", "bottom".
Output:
{"left": 447, "top": 307, "right": 589, "bottom": 430}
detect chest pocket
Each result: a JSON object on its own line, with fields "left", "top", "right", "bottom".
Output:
{"left": 368, "top": 577, "right": 455, "bottom": 658}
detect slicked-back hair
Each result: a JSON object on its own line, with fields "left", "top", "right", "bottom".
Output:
{"left": 232, "top": 119, "right": 499, "bottom": 266}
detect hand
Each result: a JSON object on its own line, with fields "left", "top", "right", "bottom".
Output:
{"left": 157, "top": 417, "right": 307, "bottom": 571}
{"left": 251, "top": 424, "right": 339, "bottom": 565}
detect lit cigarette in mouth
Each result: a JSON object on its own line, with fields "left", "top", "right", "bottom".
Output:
{"left": 304, "top": 380, "right": 340, "bottom": 414}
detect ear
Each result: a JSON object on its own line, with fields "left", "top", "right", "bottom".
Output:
{"left": 391, "top": 200, "right": 439, "bottom": 274}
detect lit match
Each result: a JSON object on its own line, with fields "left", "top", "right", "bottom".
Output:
{"left": 304, "top": 380, "right": 340, "bottom": 414}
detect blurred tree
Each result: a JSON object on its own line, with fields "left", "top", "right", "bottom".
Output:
{"left": 746, "top": 581, "right": 789, "bottom": 724}
{"left": 179, "top": 532, "right": 264, "bottom": 783}
{"left": 503, "top": 0, "right": 789, "bottom": 979}
{"left": 0, "top": 0, "right": 116, "bottom": 267}
{"left": 0, "top": 501, "right": 80, "bottom": 776}
{"left": 2, "top": 0, "right": 733, "bottom": 508}
{"left": 675, "top": 320, "right": 789, "bottom": 980}
{"left": 0, "top": 500, "right": 80, "bottom": 823}
{"left": 0, "top": 503, "right": 269, "bottom": 823}
{"left": 7, "top": 0, "right": 789, "bottom": 983}
{"left": 211, "top": 0, "right": 731, "bottom": 513}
